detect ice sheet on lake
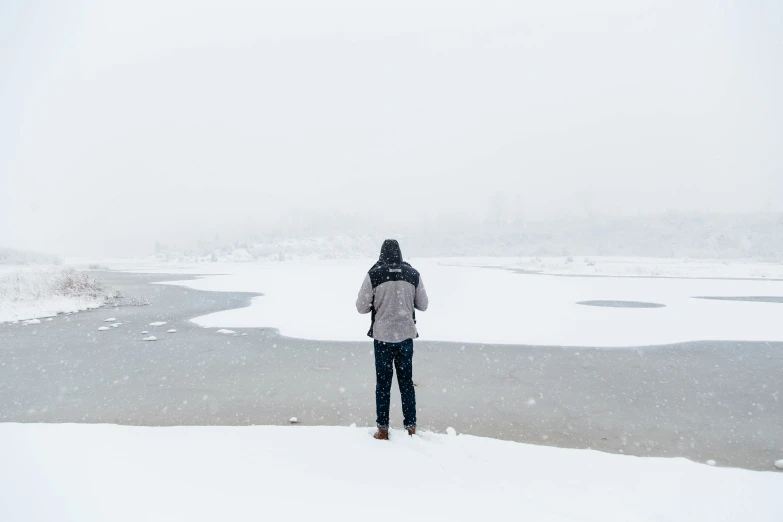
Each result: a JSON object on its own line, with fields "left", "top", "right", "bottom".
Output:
{"left": 140, "top": 259, "right": 783, "bottom": 347}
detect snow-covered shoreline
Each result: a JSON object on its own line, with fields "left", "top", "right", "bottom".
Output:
{"left": 0, "top": 266, "right": 105, "bottom": 323}
{"left": 445, "top": 256, "right": 783, "bottom": 280}
{"left": 70, "top": 254, "right": 783, "bottom": 280}
{"left": 1, "top": 423, "right": 780, "bottom": 522}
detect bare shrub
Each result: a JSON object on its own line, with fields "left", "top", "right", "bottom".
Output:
{"left": 52, "top": 268, "right": 105, "bottom": 299}
{"left": 0, "top": 268, "right": 107, "bottom": 305}
{"left": 103, "top": 289, "right": 150, "bottom": 307}
{"left": 126, "top": 295, "right": 151, "bottom": 306}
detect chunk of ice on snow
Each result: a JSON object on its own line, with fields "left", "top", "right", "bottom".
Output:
{"left": 446, "top": 427, "right": 457, "bottom": 436}
{"left": 149, "top": 321, "right": 167, "bottom": 327}
{"left": 143, "top": 336, "right": 157, "bottom": 341}
{"left": 167, "top": 329, "right": 177, "bottom": 333}
{"left": 45, "top": 318, "right": 54, "bottom": 322}
{"left": 706, "top": 460, "right": 716, "bottom": 466}
{"left": 98, "top": 326, "right": 110, "bottom": 331}
{"left": 775, "top": 459, "right": 783, "bottom": 470}
{"left": 110, "top": 323, "right": 120, "bottom": 328}
{"left": 289, "top": 417, "right": 299, "bottom": 424}
{"left": 23, "top": 319, "right": 41, "bottom": 325}
{"left": 141, "top": 330, "right": 149, "bottom": 334}
{"left": 216, "top": 329, "right": 236, "bottom": 334}
{"left": 103, "top": 318, "right": 116, "bottom": 322}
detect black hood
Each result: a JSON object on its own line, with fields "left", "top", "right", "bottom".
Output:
{"left": 378, "top": 239, "right": 402, "bottom": 265}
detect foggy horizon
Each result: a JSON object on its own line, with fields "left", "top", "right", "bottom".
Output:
{"left": 2, "top": 0, "right": 782, "bottom": 257}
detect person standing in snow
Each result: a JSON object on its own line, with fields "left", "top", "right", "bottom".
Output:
{"left": 356, "top": 239, "right": 429, "bottom": 440}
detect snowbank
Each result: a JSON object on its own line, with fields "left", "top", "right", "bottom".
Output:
{"left": 0, "top": 424, "right": 779, "bottom": 522}
{"left": 0, "top": 267, "right": 105, "bottom": 323}
{"left": 118, "top": 258, "right": 783, "bottom": 346}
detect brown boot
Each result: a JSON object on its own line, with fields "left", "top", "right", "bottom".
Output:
{"left": 373, "top": 428, "right": 389, "bottom": 440}
{"left": 407, "top": 427, "right": 416, "bottom": 436}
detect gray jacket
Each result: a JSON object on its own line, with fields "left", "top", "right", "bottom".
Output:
{"left": 356, "top": 242, "right": 428, "bottom": 343}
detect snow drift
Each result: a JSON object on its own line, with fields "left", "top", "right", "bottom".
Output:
{"left": 0, "top": 423, "right": 780, "bottom": 522}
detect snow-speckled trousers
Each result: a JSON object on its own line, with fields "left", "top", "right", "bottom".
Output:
{"left": 374, "top": 339, "right": 416, "bottom": 430}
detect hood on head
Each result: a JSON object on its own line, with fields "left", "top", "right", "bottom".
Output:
{"left": 378, "top": 239, "right": 402, "bottom": 264}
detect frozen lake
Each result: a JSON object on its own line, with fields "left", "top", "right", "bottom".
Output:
{"left": 2, "top": 268, "right": 782, "bottom": 470}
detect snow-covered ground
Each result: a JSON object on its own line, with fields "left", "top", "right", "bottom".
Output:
{"left": 0, "top": 266, "right": 105, "bottom": 323}
{"left": 107, "top": 257, "right": 783, "bottom": 347}
{"left": 1, "top": 423, "right": 780, "bottom": 522}
{"left": 446, "top": 256, "right": 783, "bottom": 280}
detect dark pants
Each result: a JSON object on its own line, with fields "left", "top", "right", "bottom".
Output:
{"left": 374, "top": 338, "right": 416, "bottom": 430}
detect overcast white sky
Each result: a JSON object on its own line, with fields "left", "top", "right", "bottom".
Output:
{"left": 1, "top": 0, "right": 781, "bottom": 256}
